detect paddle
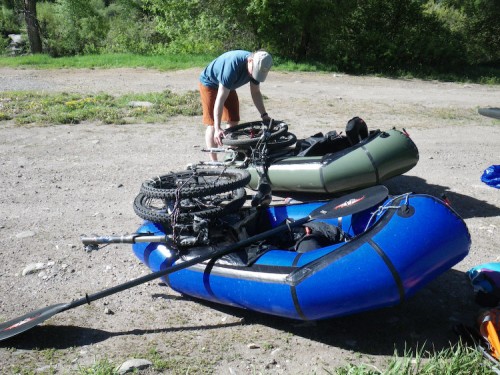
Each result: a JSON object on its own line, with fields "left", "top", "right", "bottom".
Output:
{"left": 0, "top": 185, "right": 388, "bottom": 342}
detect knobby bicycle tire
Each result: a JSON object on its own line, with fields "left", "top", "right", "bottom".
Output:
{"left": 133, "top": 188, "right": 247, "bottom": 223}
{"left": 140, "top": 168, "right": 250, "bottom": 199}
{"left": 222, "top": 120, "right": 288, "bottom": 148}
{"left": 267, "top": 132, "right": 297, "bottom": 150}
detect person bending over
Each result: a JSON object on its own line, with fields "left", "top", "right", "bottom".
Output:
{"left": 199, "top": 50, "right": 273, "bottom": 160}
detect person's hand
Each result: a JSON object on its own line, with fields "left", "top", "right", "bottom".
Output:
{"left": 262, "top": 113, "right": 271, "bottom": 122}
{"left": 214, "top": 127, "right": 225, "bottom": 147}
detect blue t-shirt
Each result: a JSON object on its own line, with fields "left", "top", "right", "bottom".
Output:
{"left": 200, "top": 50, "right": 259, "bottom": 90}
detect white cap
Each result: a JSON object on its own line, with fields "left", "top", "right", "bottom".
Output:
{"left": 251, "top": 51, "right": 273, "bottom": 82}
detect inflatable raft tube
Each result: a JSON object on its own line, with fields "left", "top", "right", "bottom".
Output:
{"left": 132, "top": 194, "right": 470, "bottom": 320}
{"left": 246, "top": 128, "right": 419, "bottom": 193}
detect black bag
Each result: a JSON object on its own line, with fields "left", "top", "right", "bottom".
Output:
{"left": 345, "top": 116, "right": 368, "bottom": 145}
{"left": 295, "top": 221, "right": 345, "bottom": 253}
{"left": 295, "top": 130, "right": 348, "bottom": 157}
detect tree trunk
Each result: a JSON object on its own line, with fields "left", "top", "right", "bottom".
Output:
{"left": 24, "top": 0, "right": 43, "bottom": 53}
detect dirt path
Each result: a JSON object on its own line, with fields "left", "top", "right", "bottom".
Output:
{"left": 0, "top": 67, "right": 499, "bottom": 374}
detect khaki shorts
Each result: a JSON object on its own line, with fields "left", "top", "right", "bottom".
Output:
{"left": 199, "top": 82, "right": 240, "bottom": 126}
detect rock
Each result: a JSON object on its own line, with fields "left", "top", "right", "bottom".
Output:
{"left": 22, "top": 263, "right": 46, "bottom": 276}
{"left": 116, "top": 359, "right": 152, "bottom": 374}
{"left": 271, "top": 348, "right": 282, "bottom": 356}
{"left": 128, "top": 101, "right": 153, "bottom": 108}
{"left": 104, "top": 307, "right": 114, "bottom": 315}
{"left": 36, "top": 364, "right": 58, "bottom": 373}
{"left": 8, "top": 34, "right": 22, "bottom": 44}
{"left": 16, "top": 230, "right": 36, "bottom": 239}
{"left": 265, "top": 359, "right": 278, "bottom": 369}
{"left": 247, "top": 343, "right": 260, "bottom": 349}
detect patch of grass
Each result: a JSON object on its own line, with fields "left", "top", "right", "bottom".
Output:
{"left": 145, "top": 353, "right": 214, "bottom": 374}
{"left": 0, "top": 110, "right": 11, "bottom": 120}
{"left": 9, "top": 366, "right": 36, "bottom": 375}
{"left": 77, "top": 358, "right": 117, "bottom": 375}
{"left": 0, "top": 90, "right": 201, "bottom": 126}
{"left": 41, "top": 348, "right": 56, "bottom": 362}
{"left": 0, "top": 53, "right": 216, "bottom": 71}
{"left": 334, "top": 341, "right": 495, "bottom": 375}
{"left": 142, "top": 343, "right": 220, "bottom": 374}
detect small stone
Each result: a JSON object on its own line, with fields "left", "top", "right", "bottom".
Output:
{"left": 265, "top": 359, "right": 277, "bottom": 369}
{"left": 16, "top": 230, "right": 36, "bottom": 239}
{"left": 271, "top": 348, "right": 282, "bottom": 356}
{"left": 116, "top": 359, "right": 152, "bottom": 374}
{"left": 37, "top": 364, "right": 57, "bottom": 373}
{"left": 128, "top": 101, "right": 153, "bottom": 108}
{"left": 104, "top": 307, "right": 114, "bottom": 315}
{"left": 247, "top": 343, "right": 260, "bottom": 349}
{"left": 22, "top": 263, "right": 46, "bottom": 276}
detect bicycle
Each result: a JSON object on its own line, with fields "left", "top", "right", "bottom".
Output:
{"left": 133, "top": 120, "right": 297, "bottom": 247}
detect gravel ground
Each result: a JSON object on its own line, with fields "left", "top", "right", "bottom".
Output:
{"left": 0, "top": 67, "right": 499, "bottom": 374}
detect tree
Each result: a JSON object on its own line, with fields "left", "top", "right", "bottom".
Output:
{"left": 23, "top": 0, "right": 42, "bottom": 53}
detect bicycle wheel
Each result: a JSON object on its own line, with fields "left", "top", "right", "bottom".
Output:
{"left": 140, "top": 168, "right": 250, "bottom": 199}
{"left": 267, "top": 132, "right": 297, "bottom": 150}
{"left": 133, "top": 188, "right": 247, "bottom": 223}
{"left": 222, "top": 120, "right": 288, "bottom": 148}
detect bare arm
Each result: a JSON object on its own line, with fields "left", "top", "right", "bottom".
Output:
{"left": 213, "top": 83, "right": 231, "bottom": 146}
{"left": 250, "top": 82, "right": 270, "bottom": 120}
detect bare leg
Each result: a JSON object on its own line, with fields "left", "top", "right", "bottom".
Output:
{"left": 205, "top": 126, "right": 217, "bottom": 161}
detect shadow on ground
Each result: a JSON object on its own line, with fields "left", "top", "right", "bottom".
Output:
{"left": 1, "top": 269, "right": 478, "bottom": 357}
{"left": 184, "top": 268, "right": 478, "bottom": 357}
{"left": 274, "top": 175, "right": 499, "bottom": 220}
{"left": 384, "top": 175, "right": 499, "bottom": 219}
{"left": 0, "top": 318, "right": 244, "bottom": 350}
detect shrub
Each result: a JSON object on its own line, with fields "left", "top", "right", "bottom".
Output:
{"left": 37, "top": 0, "right": 108, "bottom": 57}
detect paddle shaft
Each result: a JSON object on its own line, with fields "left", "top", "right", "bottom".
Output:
{"left": 81, "top": 234, "right": 168, "bottom": 245}
{"left": 68, "top": 215, "right": 311, "bottom": 311}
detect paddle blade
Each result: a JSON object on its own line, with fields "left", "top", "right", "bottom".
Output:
{"left": 0, "top": 303, "right": 70, "bottom": 342}
{"left": 478, "top": 107, "right": 500, "bottom": 120}
{"left": 310, "top": 185, "right": 389, "bottom": 219}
